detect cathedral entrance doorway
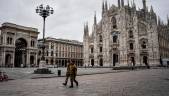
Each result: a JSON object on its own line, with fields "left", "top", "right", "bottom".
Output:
{"left": 113, "top": 54, "right": 118, "bottom": 66}
{"left": 91, "top": 59, "right": 94, "bottom": 67}
{"left": 14, "top": 38, "right": 27, "bottom": 67}
{"left": 99, "top": 58, "right": 103, "bottom": 66}
{"left": 131, "top": 57, "right": 135, "bottom": 66}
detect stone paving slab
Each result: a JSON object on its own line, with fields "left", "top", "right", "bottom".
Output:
{"left": 0, "top": 69, "right": 169, "bottom": 96}
{"left": 0, "top": 68, "right": 125, "bottom": 80}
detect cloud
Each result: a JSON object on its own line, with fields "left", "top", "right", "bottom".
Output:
{"left": 0, "top": 0, "right": 169, "bottom": 42}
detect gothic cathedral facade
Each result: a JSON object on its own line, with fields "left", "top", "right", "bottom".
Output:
{"left": 83, "top": 0, "right": 169, "bottom": 67}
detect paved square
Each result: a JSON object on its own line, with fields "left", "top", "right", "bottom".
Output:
{"left": 0, "top": 68, "right": 169, "bottom": 96}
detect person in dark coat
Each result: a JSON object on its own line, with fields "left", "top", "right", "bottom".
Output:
{"left": 69, "top": 62, "right": 78, "bottom": 88}
{"left": 62, "top": 62, "right": 71, "bottom": 86}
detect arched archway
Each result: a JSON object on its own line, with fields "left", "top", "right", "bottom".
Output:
{"left": 5, "top": 54, "right": 12, "bottom": 67}
{"left": 15, "top": 38, "right": 27, "bottom": 67}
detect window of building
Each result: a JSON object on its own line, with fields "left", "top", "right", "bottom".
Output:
{"left": 31, "top": 40, "right": 35, "bottom": 47}
{"left": 113, "top": 35, "right": 118, "bottom": 43}
{"left": 100, "top": 47, "right": 102, "bottom": 53}
{"left": 130, "top": 43, "right": 134, "bottom": 50}
{"left": 55, "top": 52, "right": 58, "bottom": 57}
{"left": 38, "top": 51, "right": 41, "bottom": 55}
{"left": 46, "top": 59, "right": 48, "bottom": 64}
{"left": 7, "top": 37, "right": 9, "bottom": 44}
{"left": 129, "top": 30, "right": 134, "bottom": 38}
{"left": 112, "top": 17, "right": 117, "bottom": 28}
{"left": 51, "top": 43, "right": 54, "bottom": 49}
{"left": 46, "top": 51, "right": 49, "bottom": 56}
{"left": 91, "top": 47, "right": 93, "bottom": 53}
{"left": 10, "top": 38, "right": 12, "bottom": 44}
{"left": 51, "top": 51, "right": 53, "bottom": 56}
{"left": 1, "top": 37, "right": 3, "bottom": 44}
{"left": 141, "top": 41, "right": 147, "bottom": 49}
{"left": 99, "top": 35, "right": 102, "bottom": 42}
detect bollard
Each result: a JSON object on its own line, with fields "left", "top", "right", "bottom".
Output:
{"left": 58, "top": 70, "right": 61, "bottom": 77}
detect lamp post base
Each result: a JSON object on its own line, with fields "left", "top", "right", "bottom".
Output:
{"left": 39, "top": 60, "right": 46, "bottom": 68}
{"left": 34, "top": 60, "right": 52, "bottom": 74}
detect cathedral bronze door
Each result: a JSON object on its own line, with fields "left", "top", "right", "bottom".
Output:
{"left": 113, "top": 54, "right": 118, "bottom": 66}
{"left": 15, "top": 38, "right": 27, "bottom": 67}
{"left": 99, "top": 58, "right": 103, "bottom": 66}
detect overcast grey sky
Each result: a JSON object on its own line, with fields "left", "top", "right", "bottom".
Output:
{"left": 0, "top": 0, "right": 169, "bottom": 42}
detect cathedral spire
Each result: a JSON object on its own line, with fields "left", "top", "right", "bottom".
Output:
{"left": 84, "top": 22, "right": 89, "bottom": 35}
{"left": 102, "top": 1, "right": 105, "bottom": 15}
{"left": 132, "top": 0, "right": 136, "bottom": 9}
{"left": 94, "top": 12, "right": 97, "bottom": 25}
{"left": 86, "top": 22, "right": 89, "bottom": 33}
{"left": 167, "top": 15, "right": 169, "bottom": 26}
{"left": 118, "top": 0, "right": 121, "bottom": 8}
{"left": 127, "top": 0, "right": 130, "bottom": 7}
{"left": 105, "top": 0, "right": 108, "bottom": 11}
{"left": 158, "top": 16, "right": 161, "bottom": 25}
{"left": 142, "top": 0, "right": 146, "bottom": 10}
{"left": 150, "top": 6, "right": 154, "bottom": 13}
{"left": 84, "top": 23, "right": 86, "bottom": 33}
{"left": 121, "top": 0, "right": 124, "bottom": 7}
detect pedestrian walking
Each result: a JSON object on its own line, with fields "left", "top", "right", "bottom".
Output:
{"left": 69, "top": 62, "right": 78, "bottom": 88}
{"left": 62, "top": 62, "right": 71, "bottom": 86}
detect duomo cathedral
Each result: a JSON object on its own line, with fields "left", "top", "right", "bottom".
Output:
{"left": 83, "top": 0, "right": 169, "bottom": 67}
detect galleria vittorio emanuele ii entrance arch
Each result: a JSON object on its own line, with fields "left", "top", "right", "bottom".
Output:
{"left": 0, "top": 22, "right": 39, "bottom": 67}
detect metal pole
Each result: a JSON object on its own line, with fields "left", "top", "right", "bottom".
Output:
{"left": 42, "top": 17, "right": 46, "bottom": 61}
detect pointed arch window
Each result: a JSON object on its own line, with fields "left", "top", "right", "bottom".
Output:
{"left": 91, "top": 47, "right": 94, "bottom": 53}
{"left": 99, "top": 35, "right": 103, "bottom": 42}
{"left": 130, "top": 43, "right": 134, "bottom": 50}
{"left": 100, "top": 47, "right": 102, "bottom": 53}
{"left": 129, "top": 30, "right": 134, "bottom": 38}
{"left": 112, "top": 17, "right": 117, "bottom": 28}
{"left": 141, "top": 41, "right": 147, "bottom": 49}
{"left": 113, "top": 35, "right": 118, "bottom": 43}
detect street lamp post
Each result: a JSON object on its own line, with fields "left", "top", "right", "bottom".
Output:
{"left": 36, "top": 4, "right": 54, "bottom": 68}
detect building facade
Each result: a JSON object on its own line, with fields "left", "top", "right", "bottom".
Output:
{"left": 37, "top": 37, "right": 83, "bottom": 67}
{"left": 83, "top": 0, "right": 169, "bottom": 67}
{"left": 158, "top": 18, "right": 169, "bottom": 64}
{"left": 0, "top": 22, "right": 39, "bottom": 67}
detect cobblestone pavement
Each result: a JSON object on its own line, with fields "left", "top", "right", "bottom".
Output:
{"left": 0, "top": 68, "right": 169, "bottom": 96}
{"left": 0, "top": 68, "right": 127, "bottom": 80}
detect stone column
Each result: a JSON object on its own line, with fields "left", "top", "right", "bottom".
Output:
{"left": 2, "top": 49, "right": 6, "bottom": 67}
{"left": 26, "top": 50, "right": 30, "bottom": 67}
{"left": 35, "top": 53, "right": 38, "bottom": 67}
{"left": 12, "top": 51, "right": 15, "bottom": 67}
